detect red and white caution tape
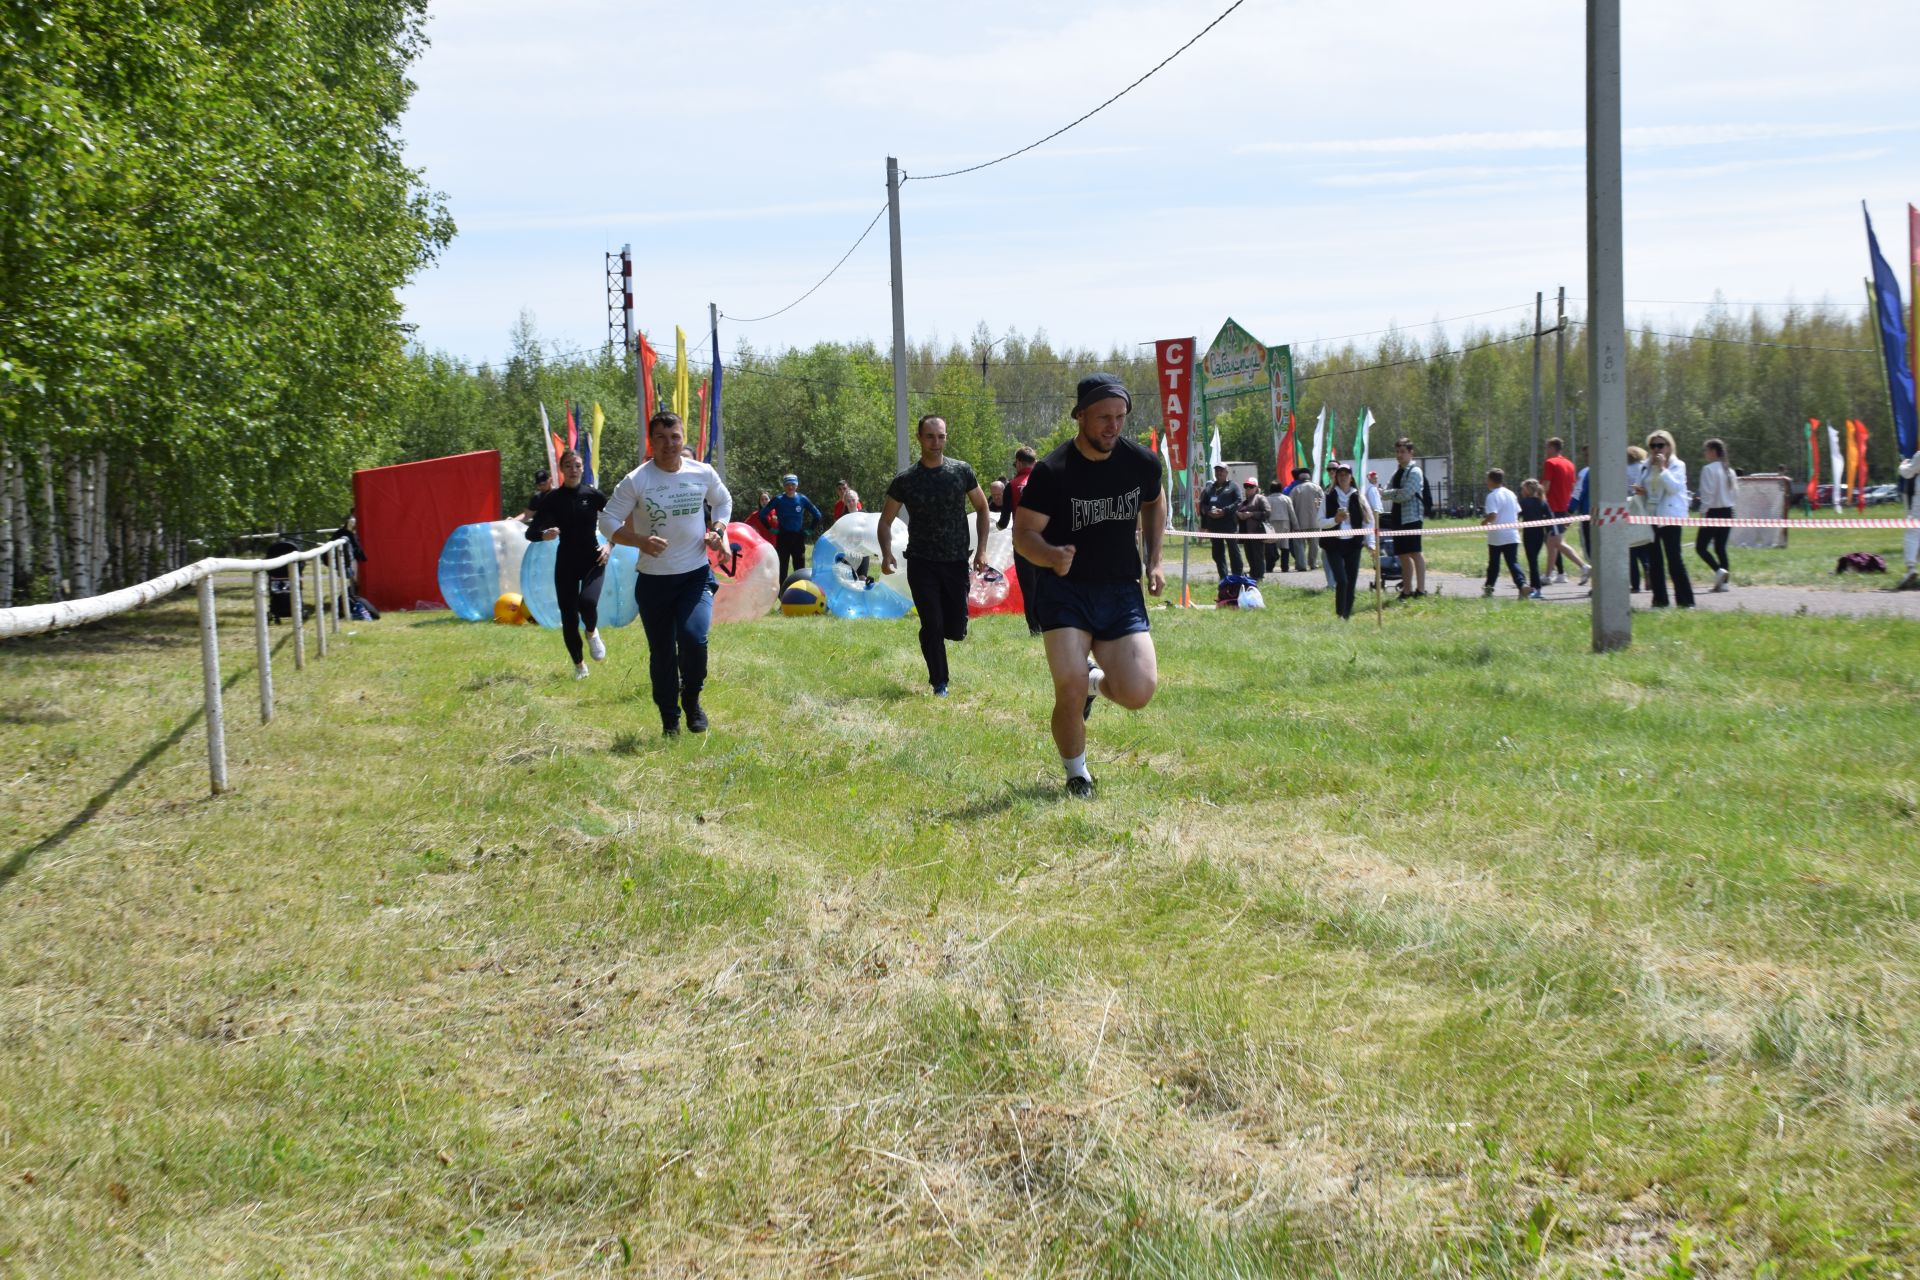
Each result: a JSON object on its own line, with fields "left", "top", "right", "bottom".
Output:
{"left": 1164, "top": 511, "right": 1918, "bottom": 542}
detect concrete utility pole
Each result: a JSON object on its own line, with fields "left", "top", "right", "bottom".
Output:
{"left": 1530, "top": 291, "right": 1544, "bottom": 478}
{"left": 1587, "top": 0, "right": 1631, "bottom": 652}
{"left": 709, "top": 300, "right": 724, "bottom": 479}
{"left": 1554, "top": 285, "right": 1568, "bottom": 455}
{"left": 886, "top": 157, "right": 910, "bottom": 472}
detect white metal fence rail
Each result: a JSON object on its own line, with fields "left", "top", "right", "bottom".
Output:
{"left": 0, "top": 539, "right": 350, "bottom": 795}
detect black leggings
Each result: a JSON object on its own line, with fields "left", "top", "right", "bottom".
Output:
{"left": 776, "top": 531, "right": 807, "bottom": 583}
{"left": 1696, "top": 506, "right": 1732, "bottom": 575}
{"left": 556, "top": 555, "right": 604, "bottom": 664}
{"left": 1522, "top": 530, "right": 1546, "bottom": 590}
{"left": 1325, "top": 539, "right": 1364, "bottom": 619}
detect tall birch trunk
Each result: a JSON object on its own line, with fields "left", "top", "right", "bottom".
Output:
{"left": 91, "top": 453, "right": 110, "bottom": 590}
{"left": 0, "top": 440, "right": 14, "bottom": 608}
{"left": 67, "top": 456, "right": 90, "bottom": 598}
{"left": 37, "top": 443, "right": 64, "bottom": 600}
{"left": 9, "top": 449, "right": 33, "bottom": 594}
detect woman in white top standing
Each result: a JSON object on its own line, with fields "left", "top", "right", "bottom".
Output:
{"left": 1694, "top": 437, "right": 1738, "bottom": 592}
{"left": 1632, "top": 430, "right": 1694, "bottom": 608}
{"left": 600, "top": 411, "right": 733, "bottom": 736}
{"left": 1625, "top": 445, "right": 1652, "bottom": 593}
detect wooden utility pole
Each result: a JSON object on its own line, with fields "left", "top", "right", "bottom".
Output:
{"left": 1530, "top": 291, "right": 1544, "bottom": 478}
{"left": 886, "top": 157, "right": 910, "bottom": 472}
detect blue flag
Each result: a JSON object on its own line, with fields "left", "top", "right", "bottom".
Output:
{"left": 1864, "top": 203, "right": 1917, "bottom": 456}
{"left": 708, "top": 325, "right": 725, "bottom": 476}
{"left": 578, "top": 427, "right": 595, "bottom": 490}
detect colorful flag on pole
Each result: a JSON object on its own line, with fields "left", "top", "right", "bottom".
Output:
{"left": 1352, "top": 407, "right": 1374, "bottom": 478}
{"left": 589, "top": 402, "right": 604, "bottom": 486}
{"left": 1308, "top": 407, "right": 1326, "bottom": 487}
{"left": 564, "top": 400, "right": 579, "bottom": 452}
{"left": 1864, "top": 203, "right": 1917, "bottom": 456}
{"left": 709, "top": 324, "right": 725, "bottom": 477}
{"left": 1207, "top": 423, "right": 1223, "bottom": 472}
{"left": 638, "top": 334, "right": 660, "bottom": 460}
{"left": 537, "top": 403, "right": 558, "bottom": 481}
{"left": 1804, "top": 418, "right": 1821, "bottom": 506}
{"left": 1852, "top": 419, "right": 1870, "bottom": 510}
{"left": 694, "top": 380, "right": 709, "bottom": 461}
{"left": 1154, "top": 338, "right": 1194, "bottom": 471}
{"left": 1322, "top": 409, "right": 1339, "bottom": 484}
{"left": 1828, "top": 421, "right": 1845, "bottom": 512}
{"left": 1909, "top": 204, "right": 1918, "bottom": 436}
{"left": 1277, "top": 412, "right": 1297, "bottom": 487}
{"left": 673, "top": 326, "right": 690, "bottom": 426}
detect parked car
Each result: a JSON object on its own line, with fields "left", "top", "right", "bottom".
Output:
{"left": 1863, "top": 484, "right": 1900, "bottom": 506}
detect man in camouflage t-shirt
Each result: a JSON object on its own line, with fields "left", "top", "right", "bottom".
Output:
{"left": 879, "top": 415, "right": 991, "bottom": 695}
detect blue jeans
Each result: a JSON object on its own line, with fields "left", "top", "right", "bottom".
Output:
{"left": 634, "top": 566, "right": 715, "bottom": 720}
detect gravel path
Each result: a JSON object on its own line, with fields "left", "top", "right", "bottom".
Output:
{"left": 1165, "top": 547, "right": 1920, "bottom": 620}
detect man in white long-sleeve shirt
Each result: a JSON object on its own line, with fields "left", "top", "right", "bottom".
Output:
{"left": 600, "top": 412, "right": 733, "bottom": 735}
{"left": 1899, "top": 448, "right": 1920, "bottom": 591}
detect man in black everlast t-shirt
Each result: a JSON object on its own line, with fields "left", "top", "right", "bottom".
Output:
{"left": 1011, "top": 373, "right": 1166, "bottom": 798}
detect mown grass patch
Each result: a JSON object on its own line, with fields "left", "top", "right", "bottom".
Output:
{"left": 2, "top": 581, "right": 1917, "bottom": 1275}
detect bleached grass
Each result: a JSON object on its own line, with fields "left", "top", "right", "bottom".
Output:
{"left": 2, "top": 582, "right": 1917, "bottom": 1275}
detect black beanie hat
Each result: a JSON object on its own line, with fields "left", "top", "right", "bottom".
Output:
{"left": 1073, "top": 373, "right": 1132, "bottom": 415}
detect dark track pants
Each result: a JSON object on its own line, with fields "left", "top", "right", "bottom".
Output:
{"left": 906, "top": 557, "right": 969, "bottom": 688}
{"left": 634, "top": 565, "right": 715, "bottom": 723}
{"left": 1326, "top": 539, "right": 1364, "bottom": 619}
{"left": 776, "top": 531, "right": 807, "bottom": 583}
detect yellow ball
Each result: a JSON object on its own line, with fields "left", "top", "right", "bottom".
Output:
{"left": 779, "top": 580, "right": 827, "bottom": 617}
{"left": 493, "top": 591, "right": 530, "bottom": 625}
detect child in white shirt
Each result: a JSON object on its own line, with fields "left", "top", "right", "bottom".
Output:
{"left": 1480, "top": 468, "right": 1526, "bottom": 597}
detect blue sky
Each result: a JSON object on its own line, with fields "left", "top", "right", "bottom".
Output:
{"left": 397, "top": 0, "right": 1920, "bottom": 367}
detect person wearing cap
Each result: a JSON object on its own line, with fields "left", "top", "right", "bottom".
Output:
{"left": 878, "top": 414, "right": 991, "bottom": 697}
{"left": 1199, "top": 463, "right": 1244, "bottom": 580}
{"left": 998, "top": 444, "right": 1043, "bottom": 634}
{"left": 759, "top": 475, "right": 823, "bottom": 584}
{"left": 1012, "top": 373, "right": 1166, "bottom": 798}
{"left": 1287, "top": 467, "right": 1323, "bottom": 573}
{"left": 515, "top": 466, "right": 554, "bottom": 522}
{"left": 1234, "top": 478, "right": 1271, "bottom": 584}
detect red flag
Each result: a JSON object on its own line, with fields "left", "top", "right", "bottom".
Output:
{"left": 1277, "top": 412, "right": 1297, "bottom": 485}
{"left": 1852, "top": 419, "right": 1870, "bottom": 510}
{"left": 565, "top": 400, "right": 579, "bottom": 451}
{"left": 1805, "top": 419, "right": 1820, "bottom": 505}
{"left": 1154, "top": 338, "right": 1194, "bottom": 471}
{"left": 638, "top": 335, "right": 660, "bottom": 459}
{"left": 694, "top": 381, "right": 709, "bottom": 461}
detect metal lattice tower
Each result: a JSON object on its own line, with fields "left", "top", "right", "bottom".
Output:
{"left": 604, "top": 252, "right": 626, "bottom": 359}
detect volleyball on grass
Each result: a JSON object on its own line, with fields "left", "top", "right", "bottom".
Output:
{"left": 779, "top": 580, "right": 827, "bottom": 616}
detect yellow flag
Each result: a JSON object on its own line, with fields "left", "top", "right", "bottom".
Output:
{"left": 590, "top": 401, "right": 605, "bottom": 476}
{"left": 674, "top": 326, "right": 690, "bottom": 423}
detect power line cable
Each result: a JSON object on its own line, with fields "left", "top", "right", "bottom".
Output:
{"left": 903, "top": 0, "right": 1248, "bottom": 182}
{"left": 721, "top": 204, "right": 890, "bottom": 324}
{"left": 1297, "top": 331, "right": 1537, "bottom": 382}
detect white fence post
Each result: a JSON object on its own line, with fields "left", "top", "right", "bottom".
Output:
{"left": 253, "top": 570, "right": 274, "bottom": 724}
{"left": 290, "top": 559, "right": 306, "bottom": 670}
{"left": 197, "top": 575, "right": 228, "bottom": 795}
{"left": 331, "top": 546, "right": 344, "bottom": 631}
{"left": 315, "top": 555, "right": 329, "bottom": 659}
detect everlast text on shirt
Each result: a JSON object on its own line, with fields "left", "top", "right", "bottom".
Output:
{"left": 1070, "top": 489, "right": 1142, "bottom": 531}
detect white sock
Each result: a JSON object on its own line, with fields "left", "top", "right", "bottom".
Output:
{"left": 1062, "top": 752, "right": 1089, "bottom": 781}
{"left": 1088, "top": 667, "right": 1103, "bottom": 697}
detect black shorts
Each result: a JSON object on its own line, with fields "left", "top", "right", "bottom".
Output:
{"left": 1391, "top": 522, "right": 1422, "bottom": 553}
{"left": 1035, "top": 577, "right": 1150, "bottom": 642}
{"left": 1550, "top": 510, "right": 1572, "bottom": 536}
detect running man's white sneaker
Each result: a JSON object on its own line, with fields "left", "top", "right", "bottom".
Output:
{"left": 588, "top": 631, "right": 606, "bottom": 661}
{"left": 574, "top": 663, "right": 590, "bottom": 680}
{"left": 1084, "top": 656, "right": 1104, "bottom": 722}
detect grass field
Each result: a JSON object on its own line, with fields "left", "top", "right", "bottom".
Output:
{"left": 1410, "top": 508, "right": 1915, "bottom": 590}
{"left": 3, "top": 581, "right": 1919, "bottom": 1276}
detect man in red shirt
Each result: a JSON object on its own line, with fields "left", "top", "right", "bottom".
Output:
{"left": 830, "top": 478, "right": 862, "bottom": 524}
{"left": 1540, "top": 436, "right": 1590, "bottom": 585}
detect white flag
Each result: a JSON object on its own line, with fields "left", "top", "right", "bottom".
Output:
{"left": 1354, "top": 407, "right": 1374, "bottom": 478}
{"left": 1208, "top": 424, "right": 1223, "bottom": 472}
{"left": 1308, "top": 407, "right": 1326, "bottom": 487}
{"left": 1827, "top": 423, "right": 1844, "bottom": 511}
{"left": 538, "top": 403, "right": 559, "bottom": 480}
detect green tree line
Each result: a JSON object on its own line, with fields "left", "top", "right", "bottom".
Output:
{"left": 1, "top": 0, "right": 450, "bottom": 606}
{"left": 395, "top": 304, "right": 1902, "bottom": 526}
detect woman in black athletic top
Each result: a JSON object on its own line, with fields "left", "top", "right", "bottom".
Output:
{"left": 526, "top": 449, "right": 610, "bottom": 677}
